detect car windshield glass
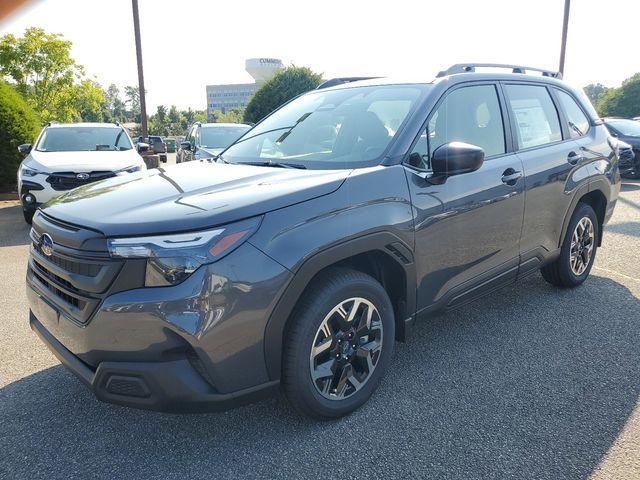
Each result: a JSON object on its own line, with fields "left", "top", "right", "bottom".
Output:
{"left": 607, "top": 119, "right": 640, "bottom": 137}
{"left": 222, "top": 85, "right": 426, "bottom": 169}
{"left": 36, "top": 127, "right": 133, "bottom": 152}
{"left": 200, "top": 126, "right": 249, "bottom": 149}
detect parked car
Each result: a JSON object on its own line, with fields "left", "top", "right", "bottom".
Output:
{"left": 17, "top": 122, "right": 147, "bottom": 224}
{"left": 165, "top": 138, "right": 177, "bottom": 153}
{"left": 135, "top": 135, "right": 167, "bottom": 163}
{"left": 176, "top": 122, "right": 250, "bottom": 163}
{"left": 26, "top": 64, "right": 620, "bottom": 419}
{"left": 603, "top": 117, "right": 640, "bottom": 178}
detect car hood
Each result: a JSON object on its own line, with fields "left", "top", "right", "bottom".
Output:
{"left": 26, "top": 149, "right": 144, "bottom": 172}
{"left": 41, "top": 162, "right": 351, "bottom": 236}
{"left": 618, "top": 135, "right": 640, "bottom": 149}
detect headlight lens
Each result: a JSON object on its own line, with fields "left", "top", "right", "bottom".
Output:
{"left": 21, "top": 166, "right": 44, "bottom": 177}
{"left": 116, "top": 164, "right": 142, "bottom": 174}
{"left": 107, "top": 217, "right": 261, "bottom": 286}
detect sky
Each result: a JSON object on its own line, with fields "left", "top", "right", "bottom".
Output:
{"left": 1, "top": 0, "right": 638, "bottom": 112}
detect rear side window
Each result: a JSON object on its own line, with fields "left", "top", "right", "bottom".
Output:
{"left": 409, "top": 85, "right": 505, "bottom": 170}
{"left": 505, "top": 85, "right": 562, "bottom": 149}
{"left": 555, "top": 89, "right": 590, "bottom": 138}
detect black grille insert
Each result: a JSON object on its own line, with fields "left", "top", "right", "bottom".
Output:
{"left": 46, "top": 171, "right": 115, "bottom": 191}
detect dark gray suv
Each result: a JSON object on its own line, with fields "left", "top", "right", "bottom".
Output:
{"left": 26, "top": 64, "right": 621, "bottom": 419}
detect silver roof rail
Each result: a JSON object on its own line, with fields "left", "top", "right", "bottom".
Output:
{"left": 436, "top": 63, "right": 562, "bottom": 79}
{"left": 316, "top": 77, "right": 380, "bottom": 89}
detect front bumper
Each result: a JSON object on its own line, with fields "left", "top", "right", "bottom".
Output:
{"left": 30, "top": 312, "right": 279, "bottom": 412}
{"left": 26, "top": 215, "right": 293, "bottom": 412}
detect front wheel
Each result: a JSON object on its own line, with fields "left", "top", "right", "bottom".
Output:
{"left": 283, "top": 268, "right": 395, "bottom": 419}
{"left": 541, "top": 202, "right": 599, "bottom": 288}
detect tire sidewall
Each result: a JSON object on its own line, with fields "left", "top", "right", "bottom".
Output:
{"left": 559, "top": 203, "right": 599, "bottom": 286}
{"left": 287, "top": 273, "right": 395, "bottom": 418}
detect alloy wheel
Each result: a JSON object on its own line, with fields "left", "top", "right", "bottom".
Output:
{"left": 570, "top": 216, "right": 594, "bottom": 276}
{"left": 309, "top": 297, "right": 383, "bottom": 400}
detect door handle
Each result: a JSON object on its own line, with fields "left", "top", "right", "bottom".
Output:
{"left": 501, "top": 168, "right": 522, "bottom": 185}
{"left": 567, "top": 151, "right": 582, "bottom": 165}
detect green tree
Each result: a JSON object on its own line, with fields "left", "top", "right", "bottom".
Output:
{"left": 0, "top": 82, "right": 40, "bottom": 188}
{"left": 0, "top": 27, "right": 82, "bottom": 122}
{"left": 210, "top": 108, "right": 245, "bottom": 124}
{"left": 124, "top": 85, "right": 141, "bottom": 122}
{"left": 73, "top": 79, "right": 107, "bottom": 122}
{"left": 243, "top": 67, "right": 322, "bottom": 123}
{"left": 104, "top": 84, "right": 126, "bottom": 122}
{"left": 583, "top": 83, "right": 609, "bottom": 110}
{"left": 598, "top": 73, "right": 640, "bottom": 117}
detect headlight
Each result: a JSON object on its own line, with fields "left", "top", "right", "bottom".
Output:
{"left": 116, "top": 165, "right": 142, "bottom": 175}
{"left": 107, "top": 217, "right": 262, "bottom": 286}
{"left": 21, "top": 166, "right": 44, "bottom": 177}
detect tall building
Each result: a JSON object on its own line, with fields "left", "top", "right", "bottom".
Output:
{"left": 206, "top": 58, "right": 284, "bottom": 116}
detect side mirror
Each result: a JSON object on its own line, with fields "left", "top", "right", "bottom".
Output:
{"left": 180, "top": 141, "right": 192, "bottom": 151}
{"left": 18, "top": 144, "right": 32, "bottom": 154}
{"left": 137, "top": 142, "right": 150, "bottom": 153}
{"left": 431, "top": 142, "right": 484, "bottom": 180}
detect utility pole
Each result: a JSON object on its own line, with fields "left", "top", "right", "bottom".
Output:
{"left": 132, "top": 0, "right": 148, "bottom": 139}
{"left": 558, "top": 0, "right": 571, "bottom": 76}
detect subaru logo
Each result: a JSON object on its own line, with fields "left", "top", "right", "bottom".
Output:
{"left": 76, "top": 173, "right": 90, "bottom": 180}
{"left": 40, "top": 233, "right": 54, "bottom": 257}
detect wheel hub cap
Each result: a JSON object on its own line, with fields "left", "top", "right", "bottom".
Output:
{"left": 309, "top": 297, "right": 383, "bottom": 400}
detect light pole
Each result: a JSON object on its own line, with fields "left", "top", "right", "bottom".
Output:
{"left": 558, "top": 0, "right": 571, "bottom": 76}
{"left": 132, "top": 0, "right": 148, "bottom": 139}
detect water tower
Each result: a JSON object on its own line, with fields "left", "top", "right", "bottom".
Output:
{"left": 245, "top": 58, "right": 284, "bottom": 83}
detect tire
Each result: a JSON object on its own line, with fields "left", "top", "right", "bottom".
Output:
{"left": 283, "top": 268, "right": 395, "bottom": 419}
{"left": 541, "top": 202, "right": 599, "bottom": 288}
{"left": 23, "top": 209, "right": 34, "bottom": 224}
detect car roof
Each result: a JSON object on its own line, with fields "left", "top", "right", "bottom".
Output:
{"left": 46, "top": 122, "right": 121, "bottom": 128}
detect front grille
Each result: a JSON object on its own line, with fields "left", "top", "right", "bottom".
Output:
{"left": 46, "top": 171, "right": 116, "bottom": 191}
{"left": 29, "top": 229, "right": 123, "bottom": 324}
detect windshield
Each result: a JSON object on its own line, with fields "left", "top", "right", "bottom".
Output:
{"left": 36, "top": 127, "right": 133, "bottom": 152}
{"left": 222, "top": 85, "right": 425, "bottom": 169}
{"left": 200, "top": 126, "right": 250, "bottom": 149}
{"left": 607, "top": 119, "right": 640, "bottom": 137}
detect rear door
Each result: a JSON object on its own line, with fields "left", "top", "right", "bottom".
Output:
{"left": 502, "top": 83, "right": 588, "bottom": 274}
{"left": 405, "top": 82, "right": 525, "bottom": 311}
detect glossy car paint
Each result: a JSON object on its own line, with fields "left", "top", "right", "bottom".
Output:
{"left": 26, "top": 72, "right": 620, "bottom": 411}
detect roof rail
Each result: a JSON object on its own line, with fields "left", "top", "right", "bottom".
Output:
{"left": 436, "top": 63, "right": 562, "bottom": 79}
{"left": 316, "top": 77, "right": 380, "bottom": 90}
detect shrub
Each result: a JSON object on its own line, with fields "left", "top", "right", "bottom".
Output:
{"left": 244, "top": 67, "right": 323, "bottom": 124}
{"left": 0, "top": 81, "right": 40, "bottom": 189}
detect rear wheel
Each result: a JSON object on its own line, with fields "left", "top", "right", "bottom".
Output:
{"left": 541, "top": 202, "right": 599, "bottom": 288}
{"left": 283, "top": 268, "right": 395, "bottom": 419}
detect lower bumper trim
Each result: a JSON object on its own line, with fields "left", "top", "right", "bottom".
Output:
{"left": 29, "top": 312, "right": 280, "bottom": 413}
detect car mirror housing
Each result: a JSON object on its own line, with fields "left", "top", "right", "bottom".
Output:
{"left": 18, "top": 143, "right": 32, "bottom": 154}
{"left": 431, "top": 142, "right": 484, "bottom": 179}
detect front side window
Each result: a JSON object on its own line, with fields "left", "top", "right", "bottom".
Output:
{"left": 407, "top": 84, "right": 505, "bottom": 170}
{"left": 555, "top": 89, "right": 590, "bottom": 138}
{"left": 223, "top": 85, "right": 426, "bottom": 169}
{"left": 505, "top": 85, "right": 562, "bottom": 149}
{"left": 36, "top": 127, "right": 132, "bottom": 152}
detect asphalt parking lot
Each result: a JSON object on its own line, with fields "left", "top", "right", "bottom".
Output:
{"left": 1, "top": 177, "right": 639, "bottom": 480}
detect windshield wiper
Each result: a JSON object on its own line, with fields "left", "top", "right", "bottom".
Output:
{"left": 239, "top": 161, "right": 307, "bottom": 169}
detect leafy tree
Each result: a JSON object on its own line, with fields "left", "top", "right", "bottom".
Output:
{"left": 0, "top": 82, "right": 40, "bottom": 188}
{"left": 598, "top": 73, "right": 640, "bottom": 117}
{"left": 583, "top": 83, "right": 609, "bottom": 110}
{"left": 104, "top": 84, "right": 126, "bottom": 122}
{"left": 124, "top": 85, "right": 141, "bottom": 122}
{"left": 244, "top": 67, "right": 322, "bottom": 123}
{"left": 0, "top": 27, "right": 82, "bottom": 122}
{"left": 73, "top": 79, "right": 107, "bottom": 122}
{"left": 210, "top": 108, "right": 245, "bottom": 124}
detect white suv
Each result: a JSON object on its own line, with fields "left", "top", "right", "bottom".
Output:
{"left": 17, "top": 123, "right": 147, "bottom": 223}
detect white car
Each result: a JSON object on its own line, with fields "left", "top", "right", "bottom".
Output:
{"left": 17, "top": 122, "right": 147, "bottom": 224}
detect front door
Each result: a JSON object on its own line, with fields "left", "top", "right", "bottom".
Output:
{"left": 405, "top": 83, "right": 525, "bottom": 311}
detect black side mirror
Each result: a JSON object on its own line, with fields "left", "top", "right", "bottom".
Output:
{"left": 431, "top": 142, "right": 484, "bottom": 180}
{"left": 18, "top": 144, "right": 32, "bottom": 154}
{"left": 137, "top": 142, "right": 150, "bottom": 153}
{"left": 180, "top": 141, "right": 192, "bottom": 151}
